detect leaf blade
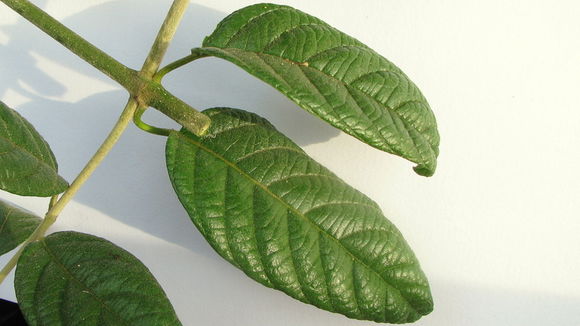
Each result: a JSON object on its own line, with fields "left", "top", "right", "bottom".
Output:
{"left": 198, "top": 3, "right": 439, "bottom": 176}
{"left": 0, "top": 199, "right": 41, "bottom": 256}
{"left": 14, "top": 231, "right": 182, "bottom": 326}
{"left": 166, "top": 108, "right": 433, "bottom": 323}
{"left": 0, "top": 101, "right": 68, "bottom": 196}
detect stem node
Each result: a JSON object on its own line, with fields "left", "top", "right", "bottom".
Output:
{"left": 0, "top": 0, "right": 196, "bottom": 285}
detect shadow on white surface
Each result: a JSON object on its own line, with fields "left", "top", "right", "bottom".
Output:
{"left": 0, "top": 1, "right": 340, "bottom": 257}
{"left": 418, "top": 280, "right": 580, "bottom": 326}
{"left": 5, "top": 1, "right": 579, "bottom": 325}
{"left": 3, "top": 231, "right": 579, "bottom": 326}
{"left": 0, "top": 0, "right": 341, "bottom": 146}
{"left": 177, "top": 268, "right": 580, "bottom": 326}
{"left": 73, "top": 237, "right": 580, "bottom": 326}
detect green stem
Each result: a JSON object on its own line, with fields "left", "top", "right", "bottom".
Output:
{"left": 0, "top": 99, "right": 139, "bottom": 284}
{"left": 46, "top": 99, "right": 139, "bottom": 222}
{"left": 154, "top": 50, "right": 209, "bottom": 82}
{"left": 0, "top": 0, "right": 210, "bottom": 136}
{"left": 141, "top": 0, "right": 189, "bottom": 78}
{"left": 133, "top": 107, "right": 172, "bottom": 136}
{"left": 48, "top": 194, "right": 58, "bottom": 209}
{"left": 0, "top": 0, "right": 194, "bottom": 284}
{"left": 1, "top": 0, "right": 134, "bottom": 88}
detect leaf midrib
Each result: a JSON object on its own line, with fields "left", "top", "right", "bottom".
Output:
{"left": 38, "top": 240, "right": 140, "bottom": 326}
{"left": 0, "top": 137, "right": 60, "bottom": 179}
{"left": 0, "top": 206, "right": 15, "bottom": 234}
{"left": 197, "top": 47, "right": 437, "bottom": 166}
{"left": 0, "top": 132, "right": 64, "bottom": 195}
{"left": 0, "top": 206, "right": 39, "bottom": 245}
{"left": 174, "top": 131, "right": 419, "bottom": 314}
{"left": 0, "top": 110, "right": 57, "bottom": 170}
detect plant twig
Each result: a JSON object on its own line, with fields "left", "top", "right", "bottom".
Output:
{"left": 0, "top": 0, "right": 210, "bottom": 136}
{"left": 0, "top": 0, "right": 195, "bottom": 284}
{"left": 141, "top": 0, "right": 190, "bottom": 78}
{"left": 133, "top": 107, "right": 172, "bottom": 136}
{"left": 154, "top": 50, "right": 209, "bottom": 82}
{"left": 1, "top": 0, "right": 134, "bottom": 87}
{"left": 0, "top": 99, "right": 138, "bottom": 283}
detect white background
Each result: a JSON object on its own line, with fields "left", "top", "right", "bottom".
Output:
{"left": 1, "top": 1, "right": 579, "bottom": 325}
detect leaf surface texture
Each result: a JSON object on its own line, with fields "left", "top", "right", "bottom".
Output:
{"left": 166, "top": 108, "right": 433, "bottom": 323}
{"left": 197, "top": 3, "right": 439, "bottom": 176}
{"left": 0, "top": 198, "right": 41, "bottom": 256}
{"left": 15, "top": 231, "right": 182, "bottom": 326}
{"left": 0, "top": 101, "right": 68, "bottom": 196}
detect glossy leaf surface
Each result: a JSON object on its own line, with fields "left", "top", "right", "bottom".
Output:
{"left": 166, "top": 108, "right": 432, "bottom": 323}
{"left": 0, "top": 199, "right": 41, "bottom": 256}
{"left": 0, "top": 101, "right": 68, "bottom": 196}
{"left": 196, "top": 3, "right": 439, "bottom": 176}
{"left": 15, "top": 231, "right": 182, "bottom": 326}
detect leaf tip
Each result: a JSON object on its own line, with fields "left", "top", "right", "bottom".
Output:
{"left": 413, "top": 163, "right": 435, "bottom": 177}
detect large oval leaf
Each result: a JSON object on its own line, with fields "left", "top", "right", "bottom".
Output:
{"left": 166, "top": 108, "right": 433, "bottom": 323}
{"left": 15, "top": 231, "right": 182, "bottom": 326}
{"left": 0, "top": 101, "right": 68, "bottom": 196}
{"left": 195, "top": 3, "right": 439, "bottom": 176}
{"left": 0, "top": 198, "right": 41, "bottom": 256}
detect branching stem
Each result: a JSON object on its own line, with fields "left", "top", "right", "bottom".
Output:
{"left": 0, "top": 0, "right": 194, "bottom": 284}
{"left": 0, "top": 0, "right": 210, "bottom": 136}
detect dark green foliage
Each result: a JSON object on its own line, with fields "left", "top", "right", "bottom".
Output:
{"left": 0, "top": 199, "right": 41, "bottom": 256}
{"left": 14, "top": 232, "right": 182, "bottom": 326}
{"left": 0, "top": 101, "right": 68, "bottom": 197}
{"left": 166, "top": 108, "right": 433, "bottom": 323}
{"left": 196, "top": 3, "right": 439, "bottom": 176}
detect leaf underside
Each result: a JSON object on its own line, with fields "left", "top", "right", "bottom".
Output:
{"left": 197, "top": 3, "right": 439, "bottom": 176}
{"left": 0, "top": 198, "right": 41, "bottom": 256}
{"left": 166, "top": 108, "right": 433, "bottom": 323}
{"left": 0, "top": 101, "right": 68, "bottom": 196}
{"left": 14, "top": 231, "right": 182, "bottom": 326}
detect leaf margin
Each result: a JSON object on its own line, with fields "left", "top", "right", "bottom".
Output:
{"left": 196, "top": 3, "right": 440, "bottom": 176}
{"left": 14, "top": 231, "right": 183, "bottom": 326}
{"left": 0, "top": 101, "right": 68, "bottom": 197}
{"left": 0, "top": 198, "right": 41, "bottom": 256}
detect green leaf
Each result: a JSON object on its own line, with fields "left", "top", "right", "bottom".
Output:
{"left": 0, "top": 101, "right": 68, "bottom": 196}
{"left": 14, "top": 231, "right": 182, "bottom": 326}
{"left": 196, "top": 3, "right": 439, "bottom": 176}
{"left": 0, "top": 198, "right": 41, "bottom": 256}
{"left": 166, "top": 108, "right": 433, "bottom": 323}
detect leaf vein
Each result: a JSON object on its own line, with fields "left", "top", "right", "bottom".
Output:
{"left": 175, "top": 133, "right": 420, "bottom": 315}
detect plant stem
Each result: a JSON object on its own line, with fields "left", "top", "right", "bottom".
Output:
{"left": 48, "top": 195, "right": 58, "bottom": 209}
{"left": 133, "top": 0, "right": 199, "bottom": 137}
{"left": 0, "top": 99, "right": 138, "bottom": 284}
{"left": 154, "top": 50, "right": 209, "bottom": 82}
{"left": 133, "top": 107, "right": 172, "bottom": 136}
{"left": 1, "top": 0, "right": 134, "bottom": 88}
{"left": 0, "top": 0, "right": 194, "bottom": 284}
{"left": 141, "top": 0, "right": 190, "bottom": 78}
{"left": 0, "top": 0, "right": 210, "bottom": 136}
